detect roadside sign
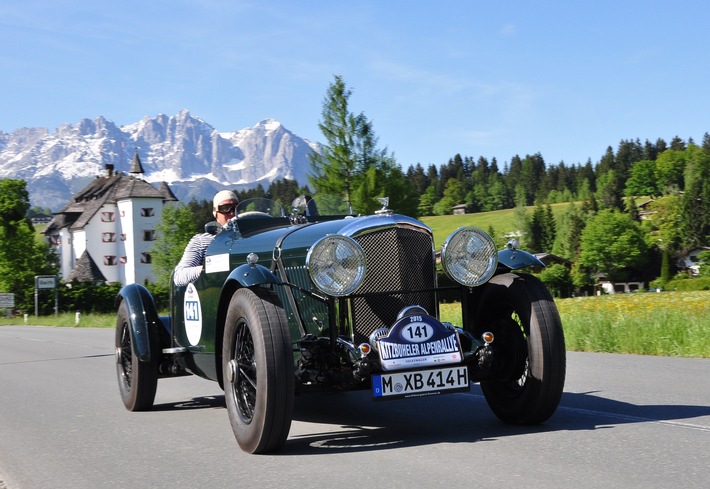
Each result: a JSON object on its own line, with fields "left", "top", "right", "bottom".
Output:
{"left": 35, "top": 275, "right": 59, "bottom": 316}
{"left": 0, "top": 293, "right": 14, "bottom": 308}
{"left": 36, "top": 276, "right": 57, "bottom": 289}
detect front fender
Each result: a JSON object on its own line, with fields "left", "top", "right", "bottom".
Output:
{"left": 227, "top": 263, "right": 279, "bottom": 287}
{"left": 115, "top": 283, "right": 160, "bottom": 362}
{"left": 497, "top": 248, "right": 545, "bottom": 270}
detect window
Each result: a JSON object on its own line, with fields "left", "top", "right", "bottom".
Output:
{"left": 101, "top": 212, "right": 115, "bottom": 222}
{"left": 143, "top": 230, "right": 155, "bottom": 241}
{"left": 120, "top": 233, "right": 126, "bottom": 241}
{"left": 120, "top": 210, "right": 125, "bottom": 217}
{"left": 104, "top": 256, "right": 117, "bottom": 266}
{"left": 141, "top": 252, "right": 152, "bottom": 264}
{"left": 141, "top": 207, "right": 155, "bottom": 217}
{"left": 120, "top": 256, "right": 127, "bottom": 264}
{"left": 102, "top": 232, "right": 116, "bottom": 243}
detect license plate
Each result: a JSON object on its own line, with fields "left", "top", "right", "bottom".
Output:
{"left": 372, "top": 365, "right": 470, "bottom": 401}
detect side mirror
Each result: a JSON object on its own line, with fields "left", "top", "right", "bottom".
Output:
{"left": 204, "top": 221, "right": 223, "bottom": 236}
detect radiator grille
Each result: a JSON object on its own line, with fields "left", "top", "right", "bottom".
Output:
{"left": 351, "top": 226, "right": 436, "bottom": 344}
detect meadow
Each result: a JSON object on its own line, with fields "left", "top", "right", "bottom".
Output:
{"left": 440, "top": 290, "right": 710, "bottom": 358}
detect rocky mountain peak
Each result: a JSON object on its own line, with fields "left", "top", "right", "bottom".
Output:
{"left": 0, "top": 111, "right": 320, "bottom": 210}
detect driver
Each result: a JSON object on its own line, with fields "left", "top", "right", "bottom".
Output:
{"left": 173, "top": 190, "right": 238, "bottom": 286}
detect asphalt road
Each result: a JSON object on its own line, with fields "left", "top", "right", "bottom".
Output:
{"left": 1, "top": 325, "right": 708, "bottom": 489}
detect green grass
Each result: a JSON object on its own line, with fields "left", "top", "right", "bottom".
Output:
{"left": 0, "top": 312, "right": 116, "bottom": 328}
{"left": 441, "top": 290, "right": 710, "bottom": 358}
{"left": 420, "top": 202, "right": 571, "bottom": 248}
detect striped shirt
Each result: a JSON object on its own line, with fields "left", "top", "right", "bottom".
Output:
{"left": 173, "top": 233, "right": 216, "bottom": 286}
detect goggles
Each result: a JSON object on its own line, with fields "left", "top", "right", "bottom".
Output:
{"left": 217, "top": 203, "right": 236, "bottom": 214}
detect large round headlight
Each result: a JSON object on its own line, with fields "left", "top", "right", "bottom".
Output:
{"left": 441, "top": 227, "right": 498, "bottom": 287}
{"left": 306, "top": 235, "right": 366, "bottom": 296}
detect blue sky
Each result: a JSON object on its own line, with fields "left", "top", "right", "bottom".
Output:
{"left": 1, "top": 0, "right": 708, "bottom": 170}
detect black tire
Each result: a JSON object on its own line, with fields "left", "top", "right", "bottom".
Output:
{"left": 474, "top": 272, "right": 566, "bottom": 425}
{"left": 222, "top": 287, "right": 294, "bottom": 454}
{"left": 115, "top": 300, "right": 158, "bottom": 411}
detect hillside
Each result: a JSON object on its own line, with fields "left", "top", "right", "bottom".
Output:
{"left": 420, "top": 202, "right": 572, "bottom": 249}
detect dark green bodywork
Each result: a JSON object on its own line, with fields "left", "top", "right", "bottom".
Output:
{"left": 168, "top": 213, "right": 418, "bottom": 383}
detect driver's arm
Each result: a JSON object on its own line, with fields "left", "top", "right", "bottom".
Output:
{"left": 173, "top": 233, "right": 215, "bottom": 286}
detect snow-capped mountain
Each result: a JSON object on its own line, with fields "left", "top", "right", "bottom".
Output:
{"left": 0, "top": 110, "right": 320, "bottom": 210}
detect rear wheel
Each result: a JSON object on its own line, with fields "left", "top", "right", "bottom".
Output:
{"left": 115, "top": 301, "right": 158, "bottom": 411}
{"left": 222, "top": 287, "right": 294, "bottom": 454}
{"left": 474, "top": 273, "right": 566, "bottom": 424}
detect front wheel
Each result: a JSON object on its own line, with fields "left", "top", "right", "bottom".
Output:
{"left": 115, "top": 300, "right": 158, "bottom": 411}
{"left": 473, "top": 273, "right": 566, "bottom": 425}
{"left": 222, "top": 287, "right": 294, "bottom": 454}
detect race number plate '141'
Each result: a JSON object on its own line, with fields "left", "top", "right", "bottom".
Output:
{"left": 376, "top": 314, "right": 463, "bottom": 371}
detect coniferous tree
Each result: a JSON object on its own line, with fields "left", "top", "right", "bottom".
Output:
{"left": 407, "top": 164, "right": 429, "bottom": 197}
{"left": 187, "top": 198, "right": 213, "bottom": 231}
{"left": 572, "top": 160, "right": 596, "bottom": 200}
{"left": 660, "top": 247, "right": 672, "bottom": 285}
{"left": 268, "top": 178, "right": 301, "bottom": 208}
{"left": 309, "top": 75, "right": 402, "bottom": 214}
{"left": 669, "top": 136, "right": 686, "bottom": 151}
{"left": 679, "top": 144, "right": 710, "bottom": 250}
{"left": 528, "top": 203, "right": 556, "bottom": 253}
{"left": 702, "top": 132, "right": 710, "bottom": 154}
{"left": 597, "top": 146, "right": 615, "bottom": 175}
{"left": 615, "top": 139, "right": 643, "bottom": 181}
{"left": 527, "top": 204, "right": 546, "bottom": 253}
{"left": 506, "top": 155, "right": 523, "bottom": 202}
{"left": 552, "top": 202, "right": 585, "bottom": 261}
{"left": 309, "top": 75, "right": 360, "bottom": 206}
{"left": 643, "top": 139, "right": 659, "bottom": 161}
{"left": 596, "top": 170, "right": 625, "bottom": 212}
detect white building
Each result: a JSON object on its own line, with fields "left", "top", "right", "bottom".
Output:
{"left": 44, "top": 156, "right": 177, "bottom": 285}
{"left": 677, "top": 246, "right": 710, "bottom": 276}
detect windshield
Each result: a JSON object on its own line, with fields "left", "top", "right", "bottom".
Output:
{"left": 236, "top": 198, "right": 286, "bottom": 218}
{"left": 236, "top": 195, "right": 355, "bottom": 220}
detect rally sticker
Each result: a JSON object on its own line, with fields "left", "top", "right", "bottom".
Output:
{"left": 184, "top": 283, "right": 202, "bottom": 346}
{"left": 205, "top": 253, "right": 230, "bottom": 273}
{"left": 377, "top": 314, "right": 462, "bottom": 371}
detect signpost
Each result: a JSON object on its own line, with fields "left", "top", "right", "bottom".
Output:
{"left": 35, "top": 275, "right": 59, "bottom": 316}
{"left": 0, "top": 293, "right": 14, "bottom": 308}
{"left": 0, "top": 293, "right": 14, "bottom": 317}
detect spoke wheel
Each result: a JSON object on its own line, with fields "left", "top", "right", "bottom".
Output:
{"left": 115, "top": 301, "right": 158, "bottom": 411}
{"left": 223, "top": 288, "right": 294, "bottom": 454}
{"left": 473, "top": 273, "right": 566, "bottom": 425}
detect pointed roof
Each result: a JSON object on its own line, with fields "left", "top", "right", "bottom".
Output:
{"left": 66, "top": 250, "right": 107, "bottom": 283}
{"left": 158, "top": 181, "right": 178, "bottom": 201}
{"left": 45, "top": 165, "right": 178, "bottom": 232}
{"left": 129, "top": 153, "right": 145, "bottom": 175}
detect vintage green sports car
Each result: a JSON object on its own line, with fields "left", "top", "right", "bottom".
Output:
{"left": 115, "top": 197, "right": 566, "bottom": 453}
